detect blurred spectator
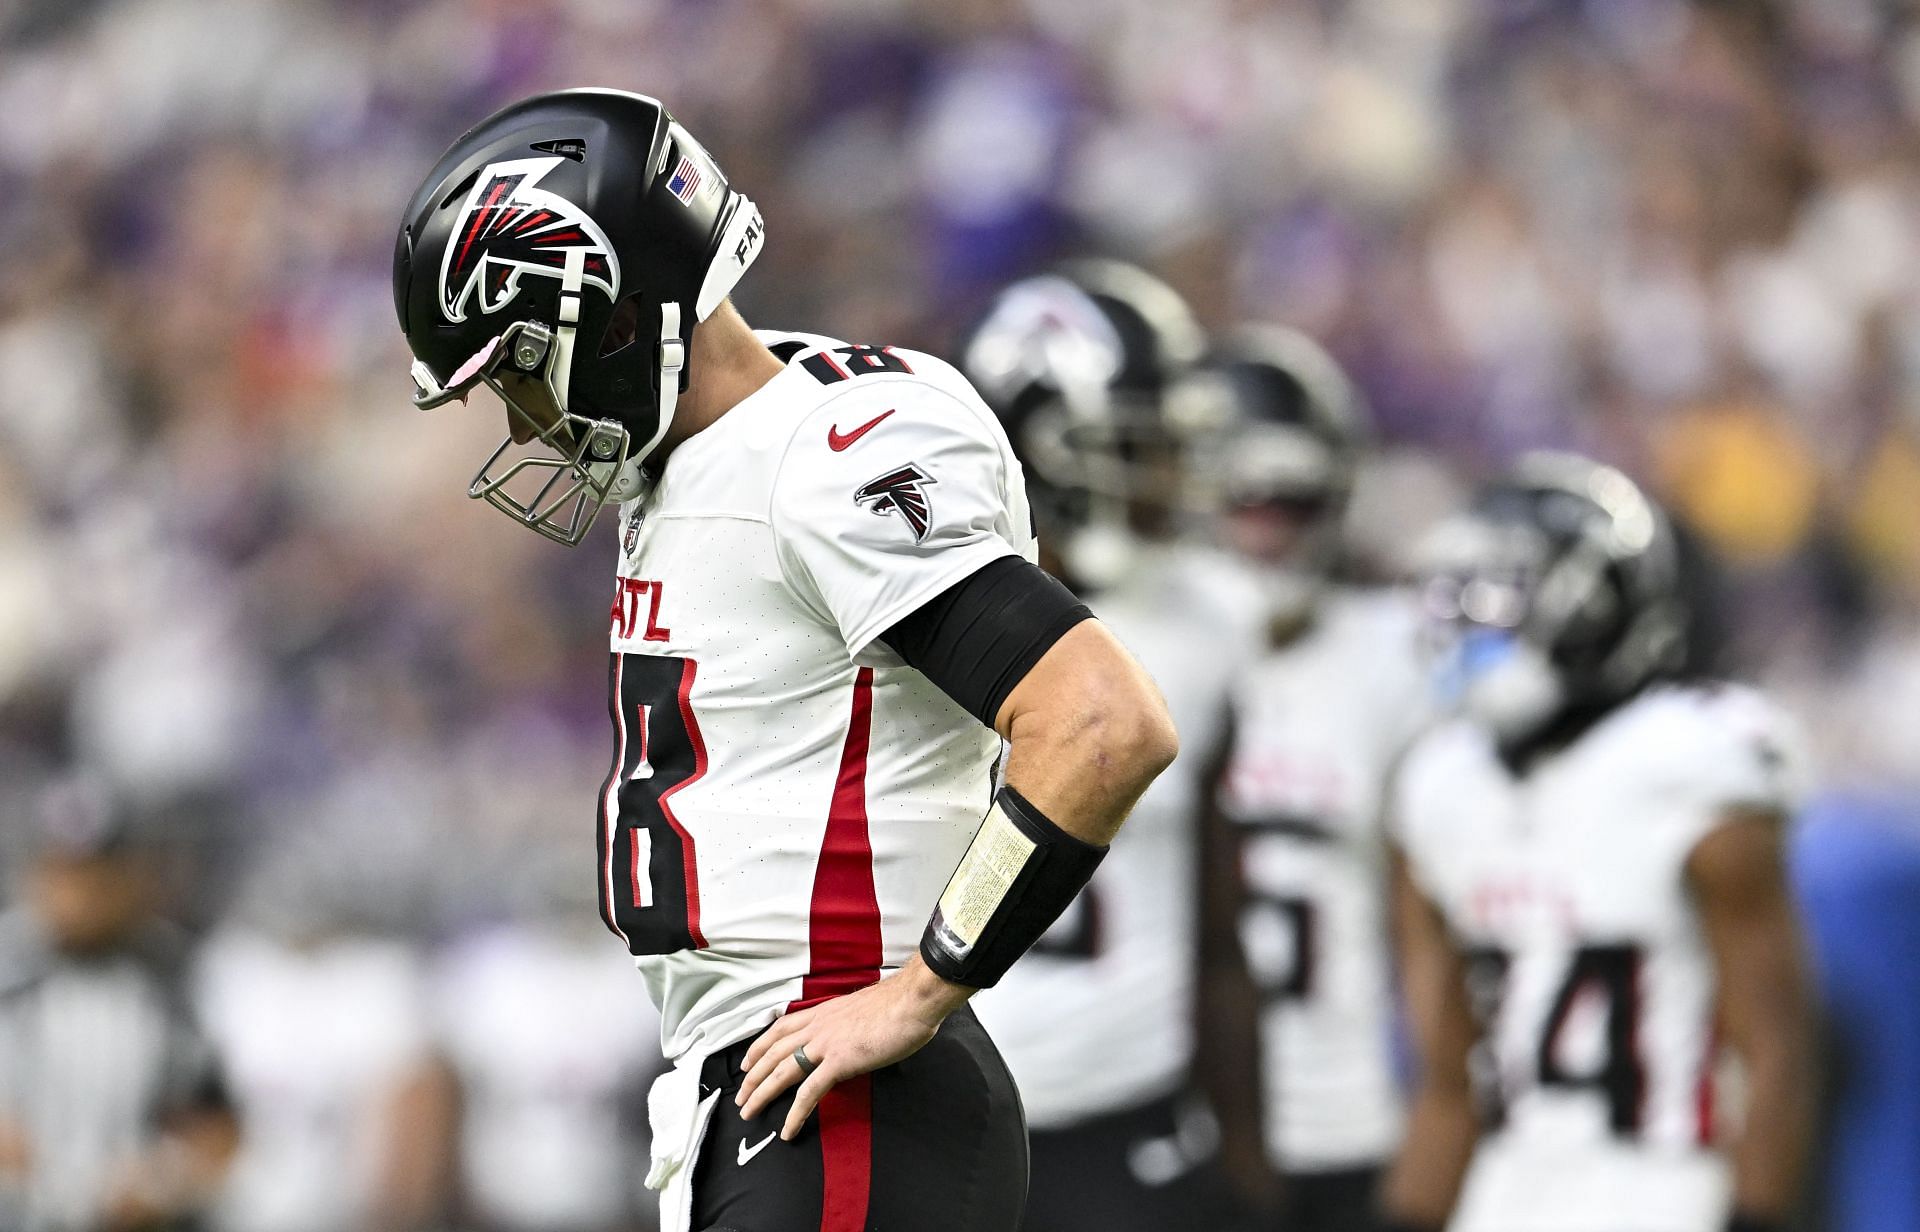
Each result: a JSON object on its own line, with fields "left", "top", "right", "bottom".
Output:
{"left": 0, "top": 780, "right": 239, "bottom": 1232}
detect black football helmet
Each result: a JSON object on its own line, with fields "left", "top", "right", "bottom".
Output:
{"left": 957, "top": 259, "right": 1210, "bottom": 585}
{"left": 1200, "top": 325, "right": 1367, "bottom": 617}
{"left": 1416, "top": 452, "right": 1688, "bottom": 748}
{"left": 394, "top": 89, "right": 764, "bottom": 544}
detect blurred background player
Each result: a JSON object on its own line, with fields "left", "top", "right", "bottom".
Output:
{"left": 1197, "top": 328, "right": 1431, "bottom": 1230}
{"left": 962, "top": 261, "right": 1248, "bottom": 1232}
{"left": 427, "top": 856, "right": 665, "bottom": 1232}
{"left": 0, "top": 781, "right": 239, "bottom": 1232}
{"left": 1385, "top": 455, "right": 1816, "bottom": 1232}
{"left": 194, "top": 849, "right": 454, "bottom": 1232}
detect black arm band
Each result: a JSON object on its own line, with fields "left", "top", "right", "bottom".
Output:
{"left": 1725, "top": 1214, "right": 1789, "bottom": 1232}
{"left": 919, "top": 785, "right": 1108, "bottom": 989}
{"left": 880, "top": 555, "right": 1092, "bottom": 727}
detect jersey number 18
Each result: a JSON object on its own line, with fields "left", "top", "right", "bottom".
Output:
{"left": 600, "top": 651, "right": 709, "bottom": 955}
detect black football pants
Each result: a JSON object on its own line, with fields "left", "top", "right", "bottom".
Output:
{"left": 691, "top": 1005, "right": 1028, "bottom": 1232}
{"left": 1018, "top": 1093, "right": 1249, "bottom": 1232}
{"left": 1275, "top": 1166, "right": 1383, "bottom": 1232}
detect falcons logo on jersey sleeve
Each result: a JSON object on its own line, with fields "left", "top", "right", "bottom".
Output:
{"left": 853, "top": 464, "right": 937, "bottom": 543}
{"left": 438, "top": 156, "right": 620, "bottom": 323}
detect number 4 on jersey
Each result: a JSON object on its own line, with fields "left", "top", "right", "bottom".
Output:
{"left": 1465, "top": 942, "right": 1647, "bottom": 1135}
{"left": 1536, "top": 944, "right": 1645, "bottom": 1133}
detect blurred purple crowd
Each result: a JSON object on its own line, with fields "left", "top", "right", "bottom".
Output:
{"left": 4, "top": 0, "right": 1920, "bottom": 1229}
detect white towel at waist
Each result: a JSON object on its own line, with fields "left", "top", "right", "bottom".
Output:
{"left": 646, "top": 1051, "right": 723, "bottom": 1232}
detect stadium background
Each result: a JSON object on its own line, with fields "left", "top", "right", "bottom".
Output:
{"left": 3, "top": 0, "right": 1918, "bottom": 1229}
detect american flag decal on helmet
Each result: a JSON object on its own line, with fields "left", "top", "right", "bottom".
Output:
{"left": 853, "top": 464, "right": 938, "bottom": 543}
{"left": 666, "top": 155, "right": 702, "bottom": 205}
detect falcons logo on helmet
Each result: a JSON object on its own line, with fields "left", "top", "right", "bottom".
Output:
{"left": 439, "top": 156, "right": 621, "bottom": 323}
{"left": 853, "top": 464, "right": 937, "bottom": 543}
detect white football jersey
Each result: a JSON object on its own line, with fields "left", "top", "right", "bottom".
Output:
{"left": 1217, "top": 588, "right": 1431, "bottom": 1170}
{"left": 608, "top": 331, "right": 1033, "bottom": 1062}
{"left": 972, "top": 546, "right": 1249, "bottom": 1129}
{"left": 1392, "top": 684, "right": 1806, "bottom": 1232}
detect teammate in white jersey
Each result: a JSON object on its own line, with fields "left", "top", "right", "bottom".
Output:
{"left": 957, "top": 261, "right": 1249, "bottom": 1232}
{"left": 1197, "top": 329, "right": 1429, "bottom": 1232}
{"left": 1382, "top": 455, "right": 1817, "bottom": 1232}
{"left": 393, "top": 91, "right": 1179, "bottom": 1232}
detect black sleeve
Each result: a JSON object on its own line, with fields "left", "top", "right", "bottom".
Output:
{"left": 880, "top": 555, "right": 1093, "bottom": 726}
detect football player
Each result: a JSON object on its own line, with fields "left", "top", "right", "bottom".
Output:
{"left": 1382, "top": 455, "right": 1816, "bottom": 1232}
{"left": 392, "top": 91, "right": 1179, "bottom": 1232}
{"left": 428, "top": 890, "right": 666, "bottom": 1232}
{"left": 959, "top": 261, "right": 1249, "bottom": 1232}
{"left": 1196, "top": 329, "right": 1430, "bottom": 1231}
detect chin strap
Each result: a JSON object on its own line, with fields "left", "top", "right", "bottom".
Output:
{"left": 627, "top": 301, "right": 684, "bottom": 468}
{"left": 550, "top": 239, "right": 681, "bottom": 484}
{"left": 547, "top": 249, "right": 587, "bottom": 417}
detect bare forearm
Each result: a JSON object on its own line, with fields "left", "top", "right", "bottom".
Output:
{"left": 371, "top": 1058, "right": 460, "bottom": 1229}
{"left": 172, "top": 1113, "right": 240, "bottom": 1204}
{"left": 1686, "top": 813, "right": 1818, "bottom": 1222}
{"left": 1729, "top": 1038, "right": 1816, "bottom": 1218}
{"left": 1000, "top": 719, "right": 1166, "bottom": 844}
{"left": 1196, "top": 968, "right": 1279, "bottom": 1212}
{"left": 1385, "top": 851, "right": 1481, "bottom": 1229}
{"left": 1383, "top": 1088, "right": 1480, "bottom": 1226}
{"left": 996, "top": 623, "right": 1179, "bottom": 845}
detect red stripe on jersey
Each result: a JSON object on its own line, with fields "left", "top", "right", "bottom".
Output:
{"left": 1695, "top": 1027, "right": 1720, "bottom": 1145}
{"left": 791, "top": 668, "right": 882, "bottom": 1010}
{"left": 630, "top": 836, "right": 648, "bottom": 909}
{"left": 657, "top": 657, "right": 708, "bottom": 948}
{"left": 818, "top": 1073, "right": 873, "bottom": 1232}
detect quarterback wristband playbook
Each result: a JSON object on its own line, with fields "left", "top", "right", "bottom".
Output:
{"left": 920, "top": 785, "right": 1107, "bottom": 989}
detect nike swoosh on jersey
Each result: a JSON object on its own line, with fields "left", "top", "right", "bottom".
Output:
{"left": 737, "top": 1130, "right": 777, "bottom": 1166}
{"left": 827, "top": 408, "right": 896, "bottom": 451}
